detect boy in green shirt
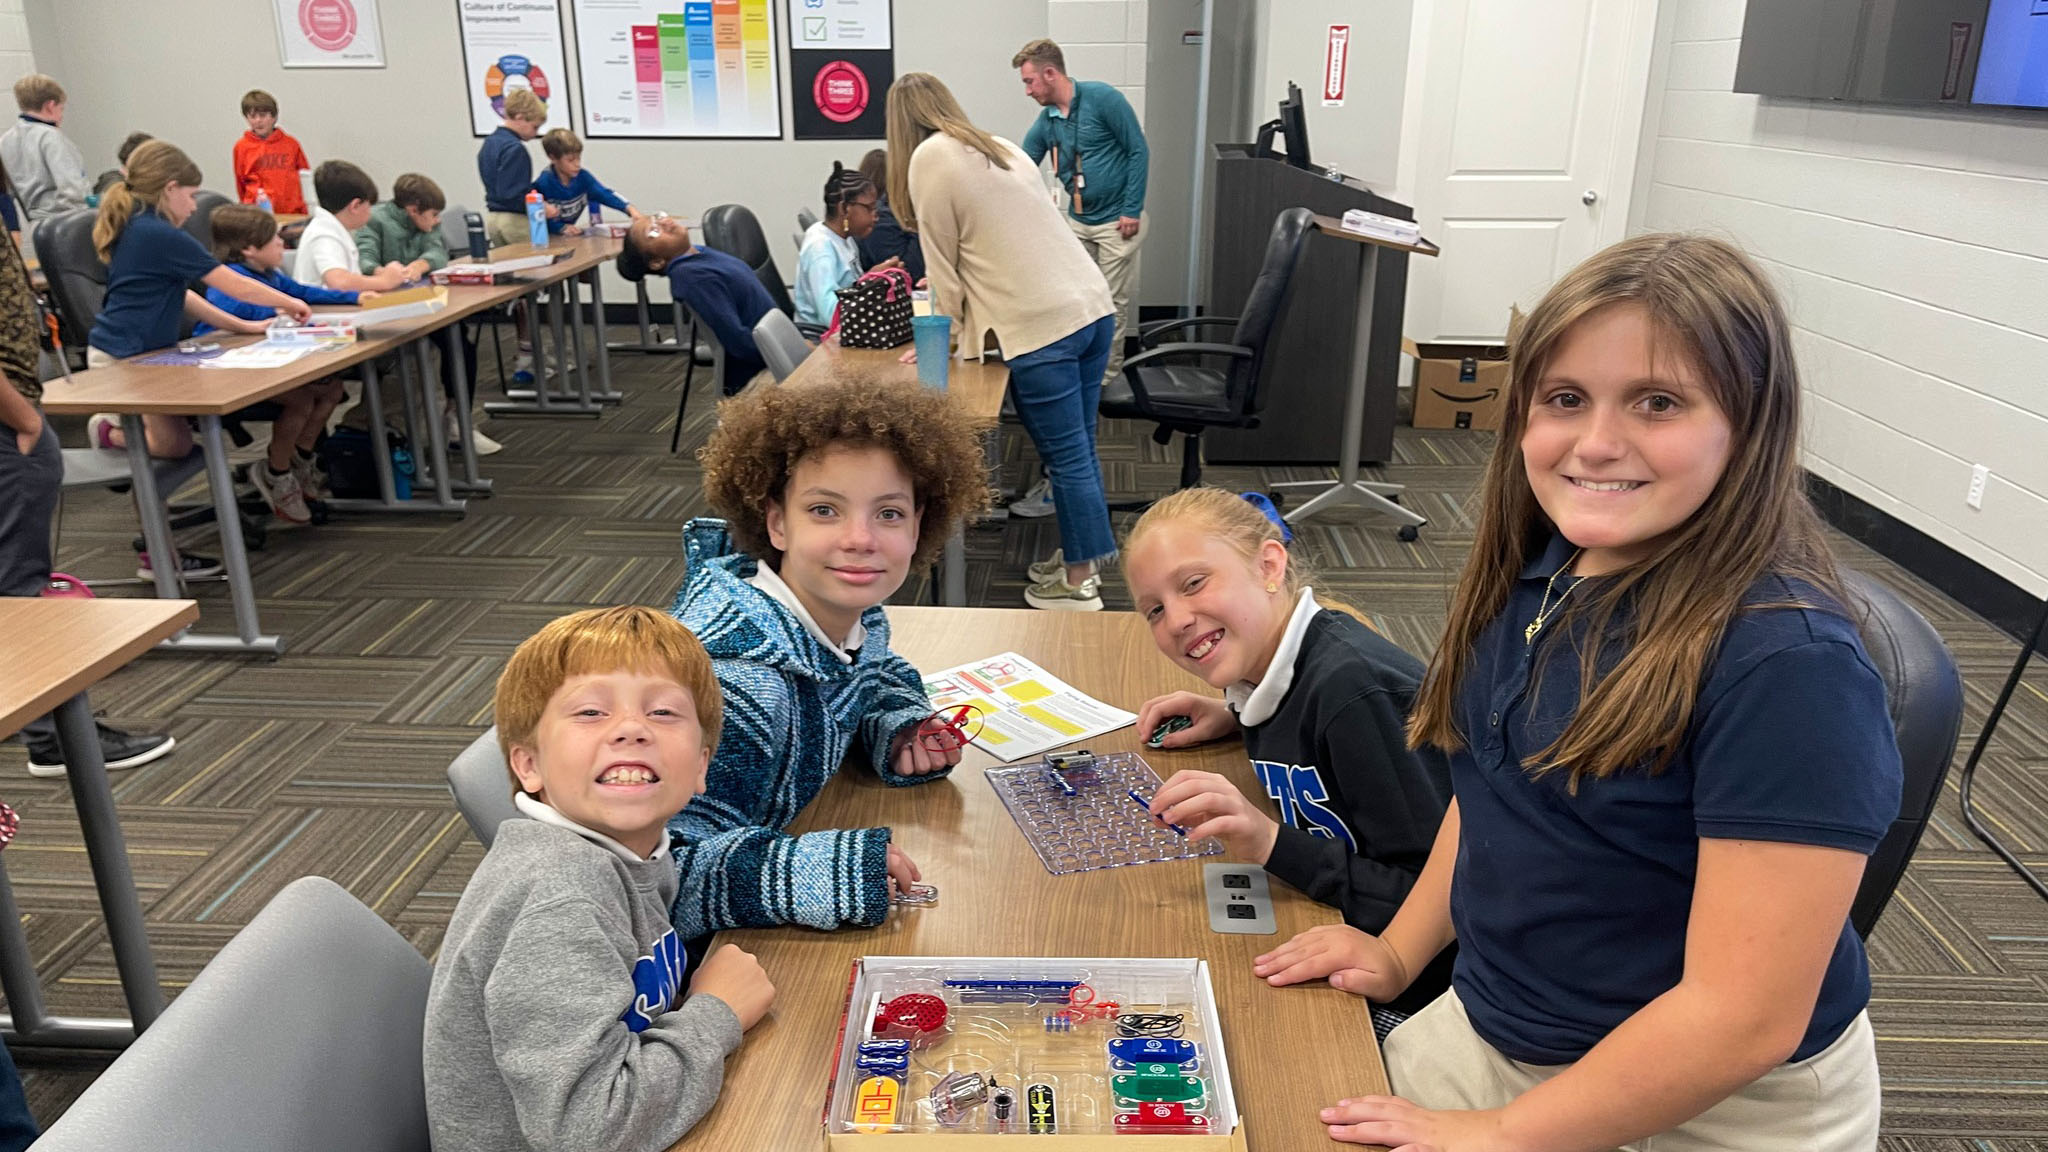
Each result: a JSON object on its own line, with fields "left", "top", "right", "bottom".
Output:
{"left": 354, "top": 172, "right": 449, "bottom": 278}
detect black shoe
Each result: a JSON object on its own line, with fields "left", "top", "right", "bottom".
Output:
{"left": 136, "top": 550, "right": 224, "bottom": 580}
{"left": 25, "top": 723, "right": 177, "bottom": 778}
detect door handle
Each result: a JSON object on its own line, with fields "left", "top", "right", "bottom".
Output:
{"left": 1582, "top": 189, "right": 1600, "bottom": 205}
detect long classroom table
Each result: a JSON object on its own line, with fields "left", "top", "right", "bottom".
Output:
{"left": 675, "top": 607, "right": 1389, "bottom": 1149}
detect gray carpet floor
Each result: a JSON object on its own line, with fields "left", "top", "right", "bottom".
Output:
{"left": 4, "top": 331, "right": 2046, "bottom": 1145}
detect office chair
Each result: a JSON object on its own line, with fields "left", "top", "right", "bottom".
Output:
{"left": 669, "top": 299, "right": 726, "bottom": 452}
{"left": 1098, "top": 206, "right": 1313, "bottom": 497}
{"left": 795, "top": 206, "right": 819, "bottom": 251}
{"left": 1841, "top": 569, "right": 1965, "bottom": 938}
{"left": 178, "top": 189, "right": 234, "bottom": 254}
{"left": 32, "top": 877, "right": 432, "bottom": 1152}
{"left": 699, "top": 203, "right": 812, "bottom": 331}
{"left": 754, "top": 308, "right": 812, "bottom": 382}
{"left": 448, "top": 728, "right": 523, "bottom": 848}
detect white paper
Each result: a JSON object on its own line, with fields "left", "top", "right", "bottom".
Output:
{"left": 458, "top": 0, "right": 572, "bottom": 137}
{"left": 921, "top": 652, "right": 1137, "bottom": 763}
{"left": 275, "top": 0, "right": 385, "bottom": 68}
{"left": 309, "top": 297, "right": 446, "bottom": 329}
{"left": 198, "top": 343, "right": 324, "bottom": 369}
{"left": 573, "top": 0, "right": 784, "bottom": 138}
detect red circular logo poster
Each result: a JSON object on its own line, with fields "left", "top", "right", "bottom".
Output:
{"left": 298, "top": 0, "right": 358, "bottom": 52}
{"left": 813, "top": 60, "right": 869, "bottom": 124}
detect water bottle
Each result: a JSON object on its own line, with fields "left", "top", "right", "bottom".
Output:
{"left": 256, "top": 188, "right": 272, "bottom": 214}
{"left": 525, "top": 189, "right": 547, "bottom": 248}
{"left": 464, "top": 212, "right": 488, "bottom": 261}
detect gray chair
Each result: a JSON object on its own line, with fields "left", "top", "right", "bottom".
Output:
{"left": 1842, "top": 569, "right": 1966, "bottom": 938}
{"left": 670, "top": 300, "right": 726, "bottom": 452}
{"left": 754, "top": 308, "right": 812, "bottom": 382}
{"left": 794, "top": 207, "right": 819, "bottom": 251}
{"left": 32, "top": 876, "right": 432, "bottom": 1152}
{"left": 439, "top": 201, "right": 475, "bottom": 255}
{"left": 448, "top": 727, "right": 523, "bottom": 848}
{"left": 178, "top": 189, "right": 234, "bottom": 255}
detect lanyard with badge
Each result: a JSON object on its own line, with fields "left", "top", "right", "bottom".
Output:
{"left": 1047, "top": 87, "right": 1085, "bottom": 215}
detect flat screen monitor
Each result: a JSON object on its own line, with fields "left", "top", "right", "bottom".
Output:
{"left": 1734, "top": 0, "right": 2048, "bottom": 111}
{"left": 1256, "top": 82, "right": 1315, "bottom": 170}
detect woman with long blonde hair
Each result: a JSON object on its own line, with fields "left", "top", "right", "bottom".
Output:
{"left": 885, "top": 72, "right": 1116, "bottom": 612}
{"left": 1257, "top": 234, "right": 1901, "bottom": 1150}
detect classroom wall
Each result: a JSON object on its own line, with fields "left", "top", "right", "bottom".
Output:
{"left": 0, "top": 0, "right": 33, "bottom": 94}
{"left": 20, "top": 0, "right": 1049, "bottom": 299}
{"left": 1248, "top": 0, "right": 1411, "bottom": 192}
{"left": 1633, "top": 0, "right": 2048, "bottom": 597}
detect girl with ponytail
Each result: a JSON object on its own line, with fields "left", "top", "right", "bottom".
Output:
{"left": 793, "top": 160, "right": 899, "bottom": 328}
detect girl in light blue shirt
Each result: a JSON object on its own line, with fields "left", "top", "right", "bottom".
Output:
{"left": 794, "top": 162, "right": 899, "bottom": 328}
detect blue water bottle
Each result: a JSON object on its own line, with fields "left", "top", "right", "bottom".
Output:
{"left": 256, "top": 189, "right": 272, "bottom": 214}
{"left": 525, "top": 189, "right": 547, "bottom": 247}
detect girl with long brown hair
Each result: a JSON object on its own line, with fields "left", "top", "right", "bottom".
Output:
{"left": 1256, "top": 234, "right": 1902, "bottom": 1149}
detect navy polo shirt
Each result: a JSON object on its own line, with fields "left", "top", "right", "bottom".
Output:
{"left": 1447, "top": 533, "right": 1902, "bottom": 1065}
{"left": 89, "top": 210, "right": 220, "bottom": 359}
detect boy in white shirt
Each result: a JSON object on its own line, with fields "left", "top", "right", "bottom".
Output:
{"left": 294, "top": 160, "right": 410, "bottom": 292}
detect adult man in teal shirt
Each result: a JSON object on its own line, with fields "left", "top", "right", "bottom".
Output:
{"left": 1015, "top": 38, "right": 1148, "bottom": 389}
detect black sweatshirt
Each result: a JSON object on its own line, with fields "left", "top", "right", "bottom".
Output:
{"left": 1238, "top": 603, "right": 1456, "bottom": 1010}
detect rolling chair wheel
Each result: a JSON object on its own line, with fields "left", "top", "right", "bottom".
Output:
{"left": 1265, "top": 490, "right": 1285, "bottom": 511}
{"left": 1397, "top": 525, "right": 1421, "bottom": 543}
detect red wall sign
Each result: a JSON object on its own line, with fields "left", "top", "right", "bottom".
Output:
{"left": 1324, "top": 24, "right": 1350, "bottom": 106}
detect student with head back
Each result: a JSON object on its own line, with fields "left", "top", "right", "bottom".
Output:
{"left": 664, "top": 371, "right": 991, "bottom": 942}
{"left": 853, "top": 147, "right": 924, "bottom": 283}
{"left": 294, "top": 159, "right": 410, "bottom": 293}
{"left": 196, "top": 204, "right": 363, "bottom": 524}
{"left": 794, "top": 161, "right": 899, "bottom": 329}
{"left": 1122, "top": 487, "right": 1455, "bottom": 1031}
{"left": 0, "top": 73, "right": 89, "bottom": 231}
{"left": 885, "top": 71, "right": 1116, "bottom": 612}
{"left": 534, "top": 128, "right": 644, "bottom": 236}
{"left": 85, "top": 140, "right": 312, "bottom": 466}
{"left": 618, "top": 214, "right": 779, "bottom": 396}
{"left": 478, "top": 86, "right": 548, "bottom": 385}
{"left": 232, "top": 89, "right": 309, "bottom": 214}
{"left": 1254, "top": 235, "right": 1902, "bottom": 1151}
{"left": 425, "top": 606, "right": 775, "bottom": 1152}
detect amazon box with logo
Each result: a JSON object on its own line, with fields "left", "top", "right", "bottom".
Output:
{"left": 1406, "top": 337, "right": 1510, "bottom": 430}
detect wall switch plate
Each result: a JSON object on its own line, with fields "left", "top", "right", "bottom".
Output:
{"left": 1967, "top": 465, "right": 1988, "bottom": 510}
{"left": 1204, "top": 863, "right": 1277, "bottom": 934}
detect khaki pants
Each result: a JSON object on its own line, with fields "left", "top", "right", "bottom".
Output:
{"left": 1383, "top": 990, "right": 1881, "bottom": 1151}
{"left": 1066, "top": 213, "right": 1143, "bottom": 384}
{"left": 485, "top": 211, "right": 529, "bottom": 248}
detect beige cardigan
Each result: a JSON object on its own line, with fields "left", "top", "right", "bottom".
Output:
{"left": 906, "top": 133, "right": 1113, "bottom": 361}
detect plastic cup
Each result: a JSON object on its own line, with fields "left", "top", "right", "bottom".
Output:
{"left": 913, "top": 315, "right": 951, "bottom": 390}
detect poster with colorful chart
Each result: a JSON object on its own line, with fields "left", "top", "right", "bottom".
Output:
{"left": 458, "top": 0, "right": 573, "bottom": 136}
{"left": 573, "top": 0, "right": 783, "bottom": 138}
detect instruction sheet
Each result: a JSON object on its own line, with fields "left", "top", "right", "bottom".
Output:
{"left": 921, "top": 652, "right": 1136, "bottom": 762}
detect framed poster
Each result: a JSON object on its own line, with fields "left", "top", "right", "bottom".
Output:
{"left": 457, "top": 0, "right": 574, "bottom": 137}
{"left": 788, "top": 0, "right": 892, "bottom": 139}
{"left": 276, "top": 0, "right": 386, "bottom": 68}
{"left": 572, "top": 0, "right": 785, "bottom": 139}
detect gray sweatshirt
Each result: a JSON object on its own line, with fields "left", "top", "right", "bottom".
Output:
{"left": 423, "top": 812, "right": 744, "bottom": 1152}
{"left": 0, "top": 117, "right": 88, "bottom": 221}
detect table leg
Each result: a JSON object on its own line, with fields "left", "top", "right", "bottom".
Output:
{"left": 398, "top": 341, "right": 428, "bottom": 482}
{"left": 361, "top": 357, "right": 398, "bottom": 502}
{"left": 942, "top": 531, "right": 967, "bottom": 607}
{"left": 325, "top": 356, "right": 466, "bottom": 515}
{"left": 413, "top": 342, "right": 458, "bottom": 510}
{"left": 486, "top": 283, "right": 601, "bottom": 417}
{"left": 0, "top": 857, "right": 135, "bottom": 1049}
{"left": 566, "top": 275, "right": 593, "bottom": 407}
{"left": 120, "top": 416, "right": 184, "bottom": 603}
{"left": 193, "top": 416, "right": 284, "bottom": 653}
{"left": 445, "top": 325, "right": 491, "bottom": 493}
{"left": 586, "top": 269, "right": 624, "bottom": 401}
{"left": 1273, "top": 245, "right": 1427, "bottom": 536}
{"left": 60, "top": 690, "right": 164, "bottom": 1027}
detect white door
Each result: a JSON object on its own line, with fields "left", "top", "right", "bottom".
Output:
{"left": 1404, "top": 0, "right": 1660, "bottom": 343}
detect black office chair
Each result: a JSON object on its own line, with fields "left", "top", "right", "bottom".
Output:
{"left": 179, "top": 190, "right": 234, "bottom": 254}
{"left": 1099, "top": 206, "right": 1313, "bottom": 493}
{"left": 1841, "top": 569, "right": 1965, "bottom": 938}
{"left": 699, "top": 203, "right": 818, "bottom": 334}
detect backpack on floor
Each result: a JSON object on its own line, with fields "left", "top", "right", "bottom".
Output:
{"left": 319, "top": 427, "right": 415, "bottom": 499}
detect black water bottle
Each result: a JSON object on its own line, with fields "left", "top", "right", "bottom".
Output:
{"left": 465, "top": 212, "right": 488, "bottom": 260}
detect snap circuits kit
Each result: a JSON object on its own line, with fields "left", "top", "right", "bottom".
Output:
{"left": 824, "top": 956, "right": 1242, "bottom": 1148}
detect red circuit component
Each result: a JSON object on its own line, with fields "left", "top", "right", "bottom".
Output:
{"left": 873, "top": 993, "right": 949, "bottom": 1042}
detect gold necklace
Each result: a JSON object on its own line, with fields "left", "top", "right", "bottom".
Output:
{"left": 1524, "top": 548, "right": 1585, "bottom": 645}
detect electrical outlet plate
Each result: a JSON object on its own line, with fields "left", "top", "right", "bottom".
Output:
{"left": 1967, "top": 465, "right": 1988, "bottom": 510}
{"left": 1204, "top": 863, "right": 1277, "bottom": 934}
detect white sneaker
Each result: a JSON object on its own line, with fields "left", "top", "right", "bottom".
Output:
{"left": 1023, "top": 572, "right": 1103, "bottom": 612}
{"left": 251, "top": 464, "right": 312, "bottom": 524}
{"left": 471, "top": 426, "right": 503, "bottom": 456}
{"left": 1009, "top": 477, "right": 1056, "bottom": 518}
{"left": 1027, "top": 550, "right": 1065, "bottom": 584}
{"left": 445, "top": 409, "right": 502, "bottom": 456}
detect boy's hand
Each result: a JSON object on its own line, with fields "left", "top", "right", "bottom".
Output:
{"left": 1135, "top": 692, "right": 1235, "bottom": 749}
{"left": 236, "top": 317, "right": 276, "bottom": 335}
{"left": 1151, "top": 769, "right": 1280, "bottom": 863}
{"left": 1253, "top": 924, "right": 1410, "bottom": 1000}
{"left": 562, "top": 224, "right": 583, "bottom": 237}
{"left": 885, "top": 842, "right": 921, "bottom": 898}
{"left": 875, "top": 256, "right": 903, "bottom": 272}
{"left": 377, "top": 262, "right": 409, "bottom": 289}
{"left": 688, "top": 943, "right": 775, "bottom": 1030}
{"left": 13, "top": 409, "right": 43, "bottom": 456}
{"left": 405, "top": 258, "right": 431, "bottom": 280}
{"left": 279, "top": 299, "right": 313, "bottom": 322}
{"left": 357, "top": 290, "right": 381, "bottom": 304}
{"left": 627, "top": 206, "right": 647, "bottom": 221}
{"left": 890, "top": 719, "right": 962, "bottom": 776}
{"left": 543, "top": 202, "right": 560, "bottom": 219}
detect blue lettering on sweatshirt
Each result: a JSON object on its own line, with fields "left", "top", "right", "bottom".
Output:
{"left": 621, "top": 927, "right": 686, "bottom": 1033}
{"left": 1252, "top": 759, "right": 1358, "bottom": 851}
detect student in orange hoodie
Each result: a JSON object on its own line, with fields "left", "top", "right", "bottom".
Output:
{"left": 232, "top": 89, "right": 308, "bottom": 214}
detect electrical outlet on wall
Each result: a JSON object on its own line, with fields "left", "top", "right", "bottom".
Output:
{"left": 1967, "top": 465, "right": 1989, "bottom": 510}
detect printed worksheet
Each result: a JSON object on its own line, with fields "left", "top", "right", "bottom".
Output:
{"left": 921, "top": 652, "right": 1137, "bottom": 763}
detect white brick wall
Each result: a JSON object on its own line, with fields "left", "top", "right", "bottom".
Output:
{"left": 0, "top": 0, "right": 35, "bottom": 83}
{"left": 1635, "top": 0, "right": 2048, "bottom": 596}
{"left": 1048, "top": 0, "right": 1145, "bottom": 121}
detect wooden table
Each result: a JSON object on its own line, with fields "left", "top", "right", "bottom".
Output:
{"left": 785, "top": 344, "right": 1012, "bottom": 607}
{"left": 675, "top": 607, "right": 1388, "bottom": 1149}
{"left": 0, "top": 597, "right": 199, "bottom": 1049}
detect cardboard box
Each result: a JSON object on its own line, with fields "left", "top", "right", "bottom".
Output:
{"left": 1407, "top": 336, "right": 1509, "bottom": 430}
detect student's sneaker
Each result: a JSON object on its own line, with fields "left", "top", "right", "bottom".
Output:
{"left": 444, "top": 408, "right": 502, "bottom": 456}
{"left": 292, "top": 452, "right": 330, "bottom": 499}
{"left": 250, "top": 464, "right": 313, "bottom": 524}
{"left": 87, "top": 413, "right": 122, "bottom": 451}
{"left": 136, "top": 550, "right": 224, "bottom": 581}
{"left": 25, "top": 722, "right": 176, "bottom": 778}
{"left": 1023, "top": 572, "right": 1104, "bottom": 612}
{"left": 1008, "top": 477, "right": 1056, "bottom": 519}
{"left": 1027, "top": 549, "right": 1066, "bottom": 584}
{"left": 512, "top": 351, "right": 536, "bottom": 387}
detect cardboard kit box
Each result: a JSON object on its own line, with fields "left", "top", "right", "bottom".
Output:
{"left": 1406, "top": 336, "right": 1509, "bottom": 430}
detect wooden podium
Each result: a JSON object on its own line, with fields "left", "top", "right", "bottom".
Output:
{"left": 1204, "top": 144, "right": 1415, "bottom": 466}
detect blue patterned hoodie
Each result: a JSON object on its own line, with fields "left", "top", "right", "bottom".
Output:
{"left": 665, "top": 519, "right": 944, "bottom": 939}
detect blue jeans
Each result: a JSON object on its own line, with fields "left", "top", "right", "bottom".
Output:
{"left": 1005, "top": 315, "right": 1117, "bottom": 569}
{"left": 0, "top": 1036, "right": 36, "bottom": 1151}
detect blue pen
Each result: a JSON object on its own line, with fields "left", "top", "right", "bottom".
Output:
{"left": 1128, "top": 789, "right": 1187, "bottom": 837}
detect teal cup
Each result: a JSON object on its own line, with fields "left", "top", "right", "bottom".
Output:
{"left": 912, "top": 315, "right": 951, "bottom": 390}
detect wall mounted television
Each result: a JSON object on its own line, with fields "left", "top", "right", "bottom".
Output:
{"left": 1734, "top": 0, "right": 2048, "bottom": 112}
